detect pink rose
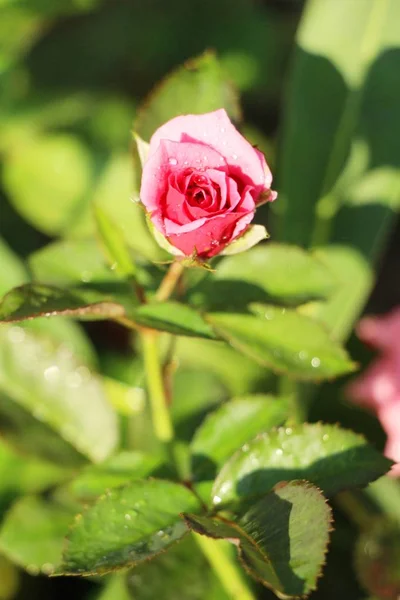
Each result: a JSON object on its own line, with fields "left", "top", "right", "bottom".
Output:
{"left": 139, "top": 109, "right": 276, "bottom": 258}
{"left": 347, "top": 307, "right": 400, "bottom": 476}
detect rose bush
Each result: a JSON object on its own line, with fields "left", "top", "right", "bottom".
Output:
{"left": 139, "top": 109, "right": 276, "bottom": 258}
{"left": 347, "top": 307, "right": 400, "bottom": 476}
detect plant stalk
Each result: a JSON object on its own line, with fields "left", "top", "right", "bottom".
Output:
{"left": 193, "top": 534, "right": 256, "bottom": 600}
{"left": 141, "top": 330, "right": 174, "bottom": 443}
{"left": 155, "top": 260, "right": 185, "bottom": 302}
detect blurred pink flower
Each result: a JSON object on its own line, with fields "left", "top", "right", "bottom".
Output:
{"left": 347, "top": 307, "right": 400, "bottom": 477}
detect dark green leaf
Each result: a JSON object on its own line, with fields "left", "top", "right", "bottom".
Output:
{"left": 134, "top": 302, "right": 216, "bottom": 339}
{"left": 67, "top": 452, "right": 163, "bottom": 502}
{"left": 212, "top": 423, "right": 392, "bottom": 506}
{"left": 191, "top": 395, "right": 289, "bottom": 481}
{"left": 355, "top": 519, "right": 400, "bottom": 599}
{"left": 59, "top": 479, "right": 200, "bottom": 575}
{"left": 135, "top": 51, "right": 240, "bottom": 141}
{"left": 0, "top": 283, "right": 127, "bottom": 323}
{"left": 0, "top": 324, "right": 118, "bottom": 464}
{"left": 207, "top": 307, "right": 355, "bottom": 380}
{"left": 0, "top": 496, "right": 74, "bottom": 575}
{"left": 185, "top": 481, "right": 332, "bottom": 597}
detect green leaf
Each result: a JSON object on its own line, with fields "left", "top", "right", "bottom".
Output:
{"left": 217, "top": 244, "right": 335, "bottom": 302}
{"left": 135, "top": 51, "right": 240, "bottom": 141}
{"left": 207, "top": 307, "right": 355, "bottom": 380}
{"left": 175, "top": 337, "right": 269, "bottom": 397}
{"left": 134, "top": 302, "right": 216, "bottom": 339}
{"left": 185, "top": 481, "right": 332, "bottom": 598}
{"left": 0, "top": 283, "right": 127, "bottom": 323}
{"left": 2, "top": 134, "right": 93, "bottom": 236}
{"left": 94, "top": 204, "right": 137, "bottom": 279}
{"left": 278, "top": 0, "right": 400, "bottom": 248}
{"left": 212, "top": 423, "right": 392, "bottom": 506}
{"left": 127, "top": 535, "right": 229, "bottom": 600}
{"left": 0, "top": 237, "right": 29, "bottom": 297}
{"left": 0, "top": 324, "right": 118, "bottom": 464}
{"left": 188, "top": 244, "right": 336, "bottom": 312}
{"left": 0, "top": 555, "right": 18, "bottom": 600}
{"left": 67, "top": 452, "right": 163, "bottom": 502}
{"left": 29, "top": 239, "right": 117, "bottom": 287}
{"left": 221, "top": 225, "right": 269, "bottom": 256}
{"left": 355, "top": 519, "right": 400, "bottom": 599}
{"left": 0, "top": 439, "right": 69, "bottom": 508}
{"left": 0, "top": 496, "right": 74, "bottom": 575}
{"left": 102, "top": 376, "right": 146, "bottom": 417}
{"left": 191, "top": 395, "right": 289, "bottom": 481}
{"left": 97, "top": 575, "right": 131, "bottom": 600}
{"left": 313, "top": 245, "right": 373, "bottom": 341}
{"left": 59, "top": 479, "right": 200, "bottom": 575}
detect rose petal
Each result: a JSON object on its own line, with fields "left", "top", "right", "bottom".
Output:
{"left": 148, "top": 109, "right": 269, "bottom": 196}
{"left": 140, "top": 139, "right": 227, "bottom": 213}
{"left": 167, "top": 211, "right": 251, "bottom": 257}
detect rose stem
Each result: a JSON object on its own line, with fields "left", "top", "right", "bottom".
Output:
{"left": 141, "top": 329, "right": 174, "bottom": 443}
{"left": 155, "top": 260, "right": 185, "bottom": 302}
{"left": 193, "top": 535, "right": 256, "bottom": 600}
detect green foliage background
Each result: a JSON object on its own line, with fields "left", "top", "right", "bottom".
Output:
{"left": 0, "top": 1, "right": 399, "bottom": 599}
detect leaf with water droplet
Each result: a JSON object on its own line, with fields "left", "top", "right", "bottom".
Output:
{"left": 133, "top": 301, "right": 216, "bottom": 339}
{"left": 66, "top": 451, "right": 163, "bottom": 502}
{"left": 207, "top": 307, "right": 356, "bottom": 380}
{"left": 0, "top": 324, "right": 118, "bottom": 464}
{"left": 191, "top": 395, "right": 289, "bottom": 483}
{"left": 0, "top": 283, "right": 127, "bottom": 324}
{"left": 0, "top": 496, "right": 74, "bottom": 575}
{"left": 59, "top": 479, "right": 201, "bottom": 575}
{"left": 185, "top": 481, "right": 332, "bottom": 598}
{"left": 212, "top": 423, "right": 393, "bottom": 506}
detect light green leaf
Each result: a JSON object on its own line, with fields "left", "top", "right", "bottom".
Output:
{"left": 135, "top": 51, "right": 240, "bottom": 141}
{"left": 185, "top": 481, "right": 332, "bottom": 598}
{"left": 221, "top": 225, "right": 269, "bottom": 256}
{"left": 127, "top": 535, "right": 229, "bottom": 600}
{"left": 133, "top": 133, "right": 150, "bottom": 169}
{"left": 134, "top": 302, "right": 216, "bottom": 339}
{"left": 191, "top": 395, "right": 289, "bottom": 481}
{"left": 0, "top": 237, "right": 29, "bottom": 297}
{"left": 102, "top": 376, "right": 145, "bottom": 417}
{"left": 0, "top": 496, "right": 74, "bottom": 576}
{"left": 97, "top": 575, "right": 131, "bottom": 600}
{"left": 175, "top": 336, "right": 269, "bottom": 397}
{"left": 2, "top": 134, "right": 93, "bottom": 236}
{"left": 59, "top": 479, "right": 200, "bottom": 575}
{"left": 278, "top": 0, "right": 400, "bottom": 248}
{"left": 94, "top": 204, "right": 137, "bottom": 279}
{"left": 207, "top": 307, "right": 355, "bottom": 380}
{"left": 188, "top": 244, "right": 336, "bottom": 312}
{"left": 0, "top": 324, "right": 118, "bottom": 464}
{"left": 67, "top": 452, "right": 163, "bottom": 502}
{"left": 212, "top": 423, "right": 392, "bottom": 506}
{"left": 0, "top": 283, "right": 127, "bottom": 323}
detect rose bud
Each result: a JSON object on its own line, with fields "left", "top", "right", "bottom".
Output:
{"left": 137, "top": 109, "right": 277, "bottom": 259}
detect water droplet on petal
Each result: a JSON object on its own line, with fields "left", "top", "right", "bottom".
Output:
{"left": 232, "top": 154, "right": 238, "bottom": 160}
{"left": 169, "top": 158, "right": 178, "bottom": 165}
{"left": 220, "top": 127, "right": 225, "bottom": 133}
{"left": 311, "top": 357, "right": 321, "bottom": 368}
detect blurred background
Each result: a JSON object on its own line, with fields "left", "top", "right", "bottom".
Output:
{"left": 0, "top": 0, "right": 399, "bottom": 599}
